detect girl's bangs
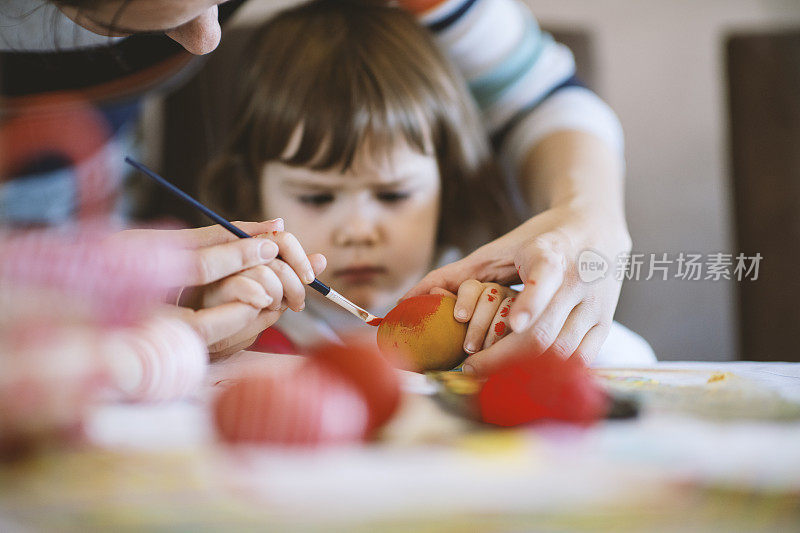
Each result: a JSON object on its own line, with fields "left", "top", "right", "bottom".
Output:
{"left": 268, "top": 86, "right": 434, "bottom": 173}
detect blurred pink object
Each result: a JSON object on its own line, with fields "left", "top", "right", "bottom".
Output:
{"left": 0, "top": 323, "right": 108, "bottom": 452}
{"left": 102, "top": 316, "right": 208, "bottom": 402}
{"left": 214, "top": 363, "right": 369, "bottom": 446}
{"left": 0, "top": 226, "right": 189, "bottom": 326}
{"left": 213, "top": 342, "right": 401, "bottom": 447}
{"left": 0, "top": 227, "right": 205, "bottom": 451}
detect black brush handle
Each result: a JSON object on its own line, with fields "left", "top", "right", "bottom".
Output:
{"left": 125, "top": 157, "right": 331, "bottom": 296}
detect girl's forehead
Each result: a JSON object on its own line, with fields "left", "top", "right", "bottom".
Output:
{"left": 277, "top": 128, "right": 437, "bottom": 183}
{"left": 348, "top": 142, "right": 436, "bottom": 177}
{"left": 272, "top": 151, "right": 438, "bottom": 185}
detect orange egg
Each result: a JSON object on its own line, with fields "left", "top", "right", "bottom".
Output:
{"left": 377, "top": 294, "right": 468, "bottom": 372}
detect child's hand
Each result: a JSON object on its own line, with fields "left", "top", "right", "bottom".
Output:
{"left": 409, "top": 202, "right": 630, "bottom": 375}
{"left": 434, "top": 281, "right": 518, "bottom": 355}
{"left": 182, "top": 230, "right": 326, "bottom": 359}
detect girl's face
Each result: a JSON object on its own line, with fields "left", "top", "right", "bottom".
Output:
{"left": 260, "top": 140, "right": 441, "bottom": 312}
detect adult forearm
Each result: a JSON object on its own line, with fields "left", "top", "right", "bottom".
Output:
{"left": 519, "top": 129, "right": 626, "bottom": 221}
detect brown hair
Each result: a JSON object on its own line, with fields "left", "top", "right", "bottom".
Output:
{"left": 201, "top": 0, "right": 516, "bottom": 252}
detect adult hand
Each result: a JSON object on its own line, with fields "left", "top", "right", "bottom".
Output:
{"left": 111, "top": 219, "right": 326, "bottom": 358}
{"left": 406, "top": 202, "right": 631, "bottom": 375}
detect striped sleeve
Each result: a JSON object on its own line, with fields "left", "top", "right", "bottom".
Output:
{"left": 400, "top": 0, "right": 624, "bottom": 172}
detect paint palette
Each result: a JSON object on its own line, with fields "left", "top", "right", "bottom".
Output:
{"left": 426, "top": 369, "right": 638, "bottom": 424}
{"left": 425, "top": 370, "right": 484, "bottom": 420}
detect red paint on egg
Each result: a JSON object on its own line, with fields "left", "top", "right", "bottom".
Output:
{"left": 367, "top": 317, "right": 383, "bottom": 326}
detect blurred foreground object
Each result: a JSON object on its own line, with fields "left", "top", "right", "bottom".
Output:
{"left": 213, "top": 342, "right": 401, "bottom": 446}
{"left": 0, "top": 227, "right": 205, "bottom": 454}
{"left": 0, "top": 95, "right": 124, "bottom": 227}
{"left": 479, "top": 353, "right": 609, "bottom": 426}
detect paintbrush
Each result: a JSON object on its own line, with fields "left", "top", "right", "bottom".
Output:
{"left": 125, "top": 157, "right": 382, "bottom": 326}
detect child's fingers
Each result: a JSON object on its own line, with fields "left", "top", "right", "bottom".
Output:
{"left": 483, "top": 296, "right": 514, "bottom": 349}
{"left": 181, "top": 302, "right": 260, "bottom": 346}
{"left": 266, "top": 231, "right": 316, "bottom": 285}
{"left": 203, "top": 275, "right": 272, "bottom": 310}
{"left": 509, "top": 253, "right": 565, "bottom": 332}
{"left": 239, "top": 265, "right": 284, "bottom": 312}
{"left": 207, "top": 308, "right": 284, "bottom": 360}
{"left": 454, "top": 279, "right": 485, "bottom": 322}
{"left": 431, "top": 287, "right": 457, "bottom": 298}
{"left": 267, "top": 259, "right": 306, "bottom": 312}
{"left": 241, "top": 254, "right": 323, "bottom": 313}
{"left": 308, "top": 253, "right": 327, "bottom": 277}
{"left": 463, "top": 284, "right": 504, "bottom": 354}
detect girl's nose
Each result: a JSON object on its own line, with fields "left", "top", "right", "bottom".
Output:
{"left": 166, "top": 6, "right": 221, "bottom": 55}
{"left": 333, "top": 207, "right": 382, "bottom": 247}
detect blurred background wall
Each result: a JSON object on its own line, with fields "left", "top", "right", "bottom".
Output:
{"left": 523, "top": 0, "right": 800, "bottom": 361}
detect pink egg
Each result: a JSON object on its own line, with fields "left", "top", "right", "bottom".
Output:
{"left": 213, "top": 363, "right": 369, "bottom": 446}
{"left": 103, "top": 317, "right": 207, "bottom": 402}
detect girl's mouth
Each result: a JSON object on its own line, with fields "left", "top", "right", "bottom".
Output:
{"left": 333, "top": 265, "right": 388, "bottom": 283}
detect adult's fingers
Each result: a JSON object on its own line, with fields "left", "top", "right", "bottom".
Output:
{"left": 516, "top": 285, "right": 581, "bottom": 356}
{"left": 463, "top": 285, "right": 505, "bottom": 354}
{"left": 182, "top": 237, "right": 279, "bottom": 286}
{"left": 178, "top": 219, "right": 285, "bottom": 248}
{"left": 402, "top": 260, "right": 472, "bottom": 300}
{"left": 542, "top": 303, "right": 595, "bottom": 360}
{"left": 461, "top": 331, "right": 530, "bottom": 376}
{"left": 573, "top": 323, "right": 610, "bottom": 365}
{"left": 453, "top": 280, "right": 485, "bottom": 323}
{"left": 116, "top": 219, "right": 284, "bottom": 249}
{"left": 509, "top": 245, "right": 566, "bottom": 332}
{"left": 462, "top": 291, "right": 579, "bottom": 375}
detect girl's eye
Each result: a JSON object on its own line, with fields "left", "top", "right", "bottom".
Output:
{"left": 376, "top": 191, "right": 410, "bottom": 203}
{"left": 298, "top": 193, "right": 334, "bottom": 206}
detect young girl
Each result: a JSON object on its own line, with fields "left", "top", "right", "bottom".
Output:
{"left": 201, "top": 0, "right": 655, "bottom": 367}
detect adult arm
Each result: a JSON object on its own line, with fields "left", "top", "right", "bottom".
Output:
{"left": 402, "top": 0, "right": 631, "bottom": 372}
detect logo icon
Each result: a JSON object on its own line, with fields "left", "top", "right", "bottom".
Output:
{"left": 578, "top": 250, "right": 608, "bottom": 283}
